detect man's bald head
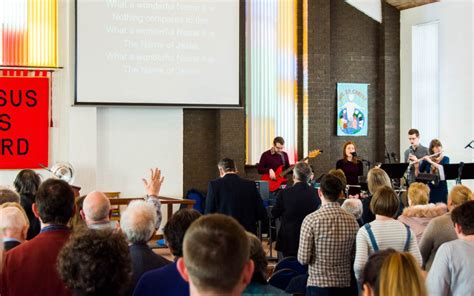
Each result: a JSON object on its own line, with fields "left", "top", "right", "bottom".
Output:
{"left": 81, "top": 191, "right": 111, "bottom": 224}
{"left": 0, "top": 206, "right": 29, "bottom": 241}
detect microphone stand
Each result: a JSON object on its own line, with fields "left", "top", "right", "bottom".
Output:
{"left": 385, "top": 145, "right": 392, "bottom": 163}
{"left": 465, "top": 140, "right": 474, "bottom": 149}
{"left": 456, "top": 162, "right": 465, "bottom": 184}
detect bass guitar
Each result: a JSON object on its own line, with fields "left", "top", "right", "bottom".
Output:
{"left": 261, "top": 149, "right": 322, "bottom": 192}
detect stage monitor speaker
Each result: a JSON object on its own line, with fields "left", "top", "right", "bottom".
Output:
{"left": 255, "top": 180, "right": 270, "bottom": 200}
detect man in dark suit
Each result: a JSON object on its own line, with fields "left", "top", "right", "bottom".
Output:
{"left": 1, "top": 178, "right": 75, "bottom": 296}
{"left": 0, "top": 206, "right": 28, "bottom": 251}
{"left": 205, "top": 158, "right": 267, "bottom": 234}
{"left": 271, "top": 162, "right": 320, "bottom": 257}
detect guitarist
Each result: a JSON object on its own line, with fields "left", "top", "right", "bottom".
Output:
{"left": 257, "top": 137, "right": 291, "bottom": 191}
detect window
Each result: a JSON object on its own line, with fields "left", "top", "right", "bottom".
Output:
{"left": 245, "top": 0, "right": 299, "bottom": 164}
{"left": 0, "top": 0, "right": 58, "bottom": 67}
{"left": 412, "top": 21, "right": 439, "bottom": 143}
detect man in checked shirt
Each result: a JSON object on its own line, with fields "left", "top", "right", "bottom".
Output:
{"left": 298, "top": 174, "right": 359, "bottom": 296}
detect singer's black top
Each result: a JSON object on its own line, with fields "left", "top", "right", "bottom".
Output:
{"left": 336, "top": 159, "right": 364, "bottom": 195}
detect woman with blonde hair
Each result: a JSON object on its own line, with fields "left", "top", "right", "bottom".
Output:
{"left": 419, "top": 184, "right": 473, "bottom": 271}
{"left": 361, "top": 250, "right": 427, "bottom": 296}
{"left": 361, "top": 168, "right": 392, "bottom": 224}
{"left": 398, "top": 182, "right": 447, "bottom": 242}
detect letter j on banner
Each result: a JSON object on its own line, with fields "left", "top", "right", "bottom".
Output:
{"left": 337, "top": 83, "right": 368, "bottom": 136}
{"left": 0, "top": 76, "right": 49, "bottom": 169}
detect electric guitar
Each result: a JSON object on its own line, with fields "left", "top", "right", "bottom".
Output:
{"left": 261, "top": 149, "right": 322, "bottom": 192}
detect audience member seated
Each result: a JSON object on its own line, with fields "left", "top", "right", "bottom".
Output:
{"left": 243, "top": 232, "right": 287, "bottom": 295}
{"left": 272, "top": 162, "right": 320, "bottom": 258}
{"left": 397, "top": 182, "right": 447, "bottom": 242}
{"left": 58, "top": 228, "right": 132, "bottom": 296}
{"left": 14, "top": 169, "right": 42, "bottom": 239}
{"left": 361, "top": 249, "right": 427, "bottom": 296}
{"left": 133, "top": 208, "right": 201, "bottom": 296}
{"left": 121, "top": 200, "right": 171, "bottom": 294}
{"left": 80, "top": 191, "right": 114, "bottom": 230}
{"left": 205, "top": 158, "right": 267, "bottom": 234}
{"left": 70, "top": 195, "right": 87, "bottom": 230}
{"left": 298, "top": 174, "right": 359, "bottom": 296}
{"left": 419, "top": 184, "right": 473, "bottom": 271}
{"left": 0, "top": 205, "right": 29, "bottom": 251}
{"left": 427, "top": 200, "right": 474, "bottom": 296}
{"left": 342, "top": 199, "right": 364, "bottom": 227}
{"left": 354, "top": 186, "right": 421, "bottom": 282}
{"left": 176, "top": 214, "right": 254, "bottom": 296}
{"left": 0, "top": 188, "right": 20, "bottom": 205}
{"left": 361, "top": 168, "right": 393, "bottom": 224}
{"left": 1, "top": 179, "right": 75, "bottom": 296}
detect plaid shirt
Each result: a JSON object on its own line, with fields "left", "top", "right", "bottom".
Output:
{"left": 298, "top": 202, "right": 359, "bottom": 288}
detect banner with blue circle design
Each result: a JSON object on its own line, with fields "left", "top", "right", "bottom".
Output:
{"left": 337, "top": 83, "right": 368, "bottom": 136}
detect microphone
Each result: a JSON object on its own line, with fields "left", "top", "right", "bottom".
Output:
{"left": 390, "top": 152, "right": 398, "bottom": 163}
{"left": 351, "top": 152, "right": 358, "bottom": 157}
{"left": 465, "top": 140, "right": 474, "bottom": 149}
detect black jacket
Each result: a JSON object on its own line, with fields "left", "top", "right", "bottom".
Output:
{"left": 4, "top": 240, "right": 21, "bottom": 251}
{"left": 20, "top": 193, "right": 41, "bottom": 240}
{"left": 271, "top": 182, "right": 320, "bottom": 256}
{"left": 129, "top": 243, "right": 171, "bottom": 294}
{"left": 205, "top": 174, "right": 267, "bottom": 234}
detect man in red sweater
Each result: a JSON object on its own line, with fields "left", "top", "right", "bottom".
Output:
{"left": 1, "top": 178, "right": 75, "bottom": 296}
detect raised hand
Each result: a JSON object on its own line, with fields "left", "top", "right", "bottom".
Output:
{"left": 142, "top": 168, "right": 164, "bottom": 197}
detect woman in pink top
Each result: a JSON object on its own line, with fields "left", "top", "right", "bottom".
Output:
{"left": 398, "top": 182, "right": 447, "bottom": 242}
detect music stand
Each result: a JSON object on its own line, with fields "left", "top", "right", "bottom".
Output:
{"left": 380, "top": 163, "right": 409, "bottom": 179}
{"left": 442, "top": 163, "right": 474, "bottom": 182}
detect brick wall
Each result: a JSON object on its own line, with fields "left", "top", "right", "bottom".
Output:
{"left": 307, "top": 0, "right": 400, "bottom": 177}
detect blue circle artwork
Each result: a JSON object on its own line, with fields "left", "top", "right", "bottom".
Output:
{"left": 338, "top": 108, "right": 365, "bottom": 135}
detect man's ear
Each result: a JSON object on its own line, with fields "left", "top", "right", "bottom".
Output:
{"left": 454, "top": 223, "right": 463, "bottom": 237}
{"left": 362, "top": 283, "right": 373, "bottom": 296}
{"left": 176, "top": 257, "right": 190, "bottom": 283}
{"left": 21, "top": 225, "right": 28, "bottom": 241}
{"left": 80, "top": 209, "right": 86, "bottom": 221}
{"left": 242, "top": 259, "right": 255, "bottom": 286}
{"left": 32, "top": 203, "right": 40, "bottom": 219}
{"left": 318, "top": 188, "right": 324, "bottom": 199}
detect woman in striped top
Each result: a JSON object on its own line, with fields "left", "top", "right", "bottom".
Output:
{"left": 354, "top": 186, "right": 422, "bottom": 281}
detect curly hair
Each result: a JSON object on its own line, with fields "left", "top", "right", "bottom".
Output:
{"left": 57, "top": 229, "right": 132, "bottom": 296}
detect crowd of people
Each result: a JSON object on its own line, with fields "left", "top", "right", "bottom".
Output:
{"left": 0, "top": 131, "right": 472, "bottom": 296}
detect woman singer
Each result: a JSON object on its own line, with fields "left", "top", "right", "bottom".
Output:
{"left": 336, "top": 141, "right": 364, "bottom": 196}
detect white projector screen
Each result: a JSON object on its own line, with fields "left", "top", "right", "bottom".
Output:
{"left": 75, "top": 0, "right": 240, "bottom": 106}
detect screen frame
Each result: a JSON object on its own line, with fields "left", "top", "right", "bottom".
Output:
{"left": 73, "top": 0, "right": 244, "bottom": 108}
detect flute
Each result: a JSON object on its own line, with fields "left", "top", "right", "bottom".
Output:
{"left": 409, "top": 151, "right": 442, "bottom": 165}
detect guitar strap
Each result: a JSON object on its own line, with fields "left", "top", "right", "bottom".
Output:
{"left": 279, "top": 152, "right": 286, "bottom": 168}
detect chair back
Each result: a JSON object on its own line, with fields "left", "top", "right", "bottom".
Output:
{"left": 268, "top": 268, "right": 300, "bottom": 291}
{"left": 183, "top": 189, "right": 205, "bottom": 213}
{"left": 274, "top": 256, "right": 308, "bottom": 275}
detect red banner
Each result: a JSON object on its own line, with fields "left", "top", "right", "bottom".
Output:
{"left": 0, "top": 77, "right": 49, "bottom": 169}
